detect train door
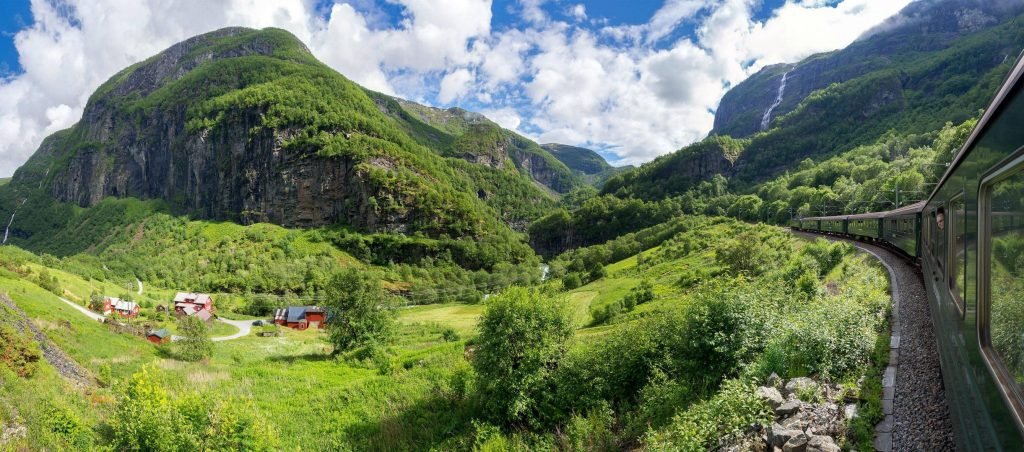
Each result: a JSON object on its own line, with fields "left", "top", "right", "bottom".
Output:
{"left": 979, "top": 157, "right": 1024, "bottom": 431}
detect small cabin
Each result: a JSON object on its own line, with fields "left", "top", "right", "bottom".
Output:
{"left": 103, "top": 297, "right": 139, "bottom": 318}
{"left": 273, "top": 306, "right": 327, "bottom": 330}
{"left": 173, "top": 292, "right": 213, "bottom": 316}
{"left": 147, "top": 328, "right": 171, "bottom": 344}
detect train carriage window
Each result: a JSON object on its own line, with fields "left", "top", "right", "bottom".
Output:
{"left": 949, "top": 195, "right": 966, "bottom": 314}
{"left": 983, "top": 167, "right": 1024, "bottom": 409}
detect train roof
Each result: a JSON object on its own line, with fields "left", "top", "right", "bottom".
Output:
{"left": 801, "top": 201, "right": 925, "bottom": 222}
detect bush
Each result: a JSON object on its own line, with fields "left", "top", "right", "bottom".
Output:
{"left": 324, "top": 269, "right": 397, "bottom": 353}
{"left": 643, "top": 379, "right": 772, "bottom": 451}
{"left": 0, "top": 324, "right": 41, "bottom": 377}
{"left": 112, "top": 366, "right": 277, "bottom": 451}
{"left": 473, "top": 287, "right": 574, "bottom": 428}
{"left": 562, "top": 402, "right": 617, "bottom": 452}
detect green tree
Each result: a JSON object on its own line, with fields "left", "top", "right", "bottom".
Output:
{"left": 473, "top": 287, "right": 574, "bottom": 427}
{"left": 175, "top": 316, "right": 212, "bottom": 362}
{"left": 323, "top": 269, "right": 397, "bottom": 353}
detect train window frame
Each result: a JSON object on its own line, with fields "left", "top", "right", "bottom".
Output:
{"left": 947, "top": 192, "right": 966, "bottom": 317}
{"left": 978, "top": 152, "right": 1024, "bottom": 434}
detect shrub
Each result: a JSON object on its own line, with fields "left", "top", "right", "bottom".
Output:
{"left": 473, "top": 287, "right": 574, "bottom": 428}
{"left": 0, "top": 324, "right": 41, "bottom": 377}
{"left": 441, "top": 327, "right": 461, "bottom": 342}
{"left": 643, "top": 379, "right": 772, "bottom": 451}
{"left": 323, "top": 269, "right": 397, "bottom": 353}
{"left": 563, "top": 402, "right": 617, "bottom": 452}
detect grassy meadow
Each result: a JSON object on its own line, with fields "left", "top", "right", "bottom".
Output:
{"left": 0, "top": 217, "right": 892, "bottom": 450}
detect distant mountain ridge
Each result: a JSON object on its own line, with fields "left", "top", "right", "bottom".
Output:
{"left": 540, "top": 143, "right": 633, "bottom": 187}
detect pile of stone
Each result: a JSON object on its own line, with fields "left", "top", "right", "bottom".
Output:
{"left": 718, "top": 374, "right": 858, "bottom": 452}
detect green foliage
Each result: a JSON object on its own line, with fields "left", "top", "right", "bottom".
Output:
{"left": 324, "top": 269, "right": 397, "bottom": 352}
{"left": 561, "top": 402, "right": 617, "bottom": 452}
{"left": 175, "top": 315, "right": 213, "bottom": 362}
{"left": 0, "top": 324, "right": 41, "bottom": 377}
{"left": 529, "top": 195, "right": 684, "bottom": 257}
{"left": 112, "top": 366, "right": 278, "bottom": 451}
{"left": 715, "top": 226, "right": 792, "bottom": 276}
{"left": 642, "top": 379, "right": 773, "bottom": 451}
{"left": 473, "top": 287, "right": 574, "bottom": 428}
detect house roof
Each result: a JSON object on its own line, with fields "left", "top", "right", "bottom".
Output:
{"left": 195, "top": 310, "right": 213, "bottom": 321}
{"left": 149, "top": 329, "right": 170, "bottom": 339}
{"left": 173, "top": 292, "right": 212, "bottom": 304}
{"left": 182, "top": 305, "right": 199, "bottom": 316}
{"left": 113, "top": 299, "right": 138, "bottom": 312}
{"left": 285, "top": 306, "right": 324, "bottom": 323}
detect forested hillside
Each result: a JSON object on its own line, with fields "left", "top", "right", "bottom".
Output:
{"left": 602, "top": 0, "right": 1024, "bottom": 201}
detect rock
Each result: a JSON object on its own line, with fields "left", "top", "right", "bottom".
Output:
{"left": 769, "top": 423, "right": 800, "bottom": 447}
{"left": 844, "top": 403, "right": 858, "bottom": 420}
{"left": 1, "top": 421, "right": 26, "bottom": 444}
{"left": 757, "top": 386, "right": 785, "bottom": 409}
{"left": 767, "top": 372, "right": 783, "bottom": 388}
{"left": 782, "top": 433, "right": 809, "bottom": 452}
{"left": 806, "top": 435, "right": 840, "bottom": 452}
{"left": 784, "top": 377, "right": 818, "bottom": 396}
{"left": 775, "top": 400, "right": 801, "bottom": 416}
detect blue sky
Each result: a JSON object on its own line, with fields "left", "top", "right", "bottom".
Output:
{"left": 0, "top": 0, "right": 910, "bottom": 177}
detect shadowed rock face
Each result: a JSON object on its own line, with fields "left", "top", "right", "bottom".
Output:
{"left": 21, "top": 28, "right": 422, "bottom": 232}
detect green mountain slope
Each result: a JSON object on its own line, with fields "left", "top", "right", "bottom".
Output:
{"left": 604, "top": 0, "right": 1024, "bottom": 200}
{"left": 541, "top": 143, "right": 633, "bottom": 187}
{"left": 0, "top": 27, "right": 566, "bottom": 261}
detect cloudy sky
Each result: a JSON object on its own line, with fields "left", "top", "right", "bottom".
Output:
{"left": 0, "top": 0, "right": 913, "bottom": 177}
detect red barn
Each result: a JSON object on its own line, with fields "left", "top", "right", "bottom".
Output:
{"left": 147, "top": 329, "right": 171, "bottom": 344}
{"left": 102, "top": 297, "right": 139, "bottom": 318}
{"left": 273, "top": 306, "right": 327, "bottom": 330}
{"left": 173, "top": 292, "right": 213, "bottom": 316}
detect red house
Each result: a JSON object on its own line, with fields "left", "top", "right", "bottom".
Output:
{"left": 273, "top": 306, "right": 327, "bottom": 330}
{"left": 173, "top": 292, "right": 213, "bottom": 316}
{"left": 102, "top": 297, "right": 139, "bottom": 318}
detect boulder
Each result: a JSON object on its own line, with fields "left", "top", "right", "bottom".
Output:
{"left": 785, "top": 377, "right": 819, "bottom": 396}
{"left": 769, "top": 423, "right": 800, "bottom": 448}
{"left": 807, "top": 435, "right": 841, "bottom": 452}
{"left": 775, "top": 400, "right": 801, "bottom": 417}
{"left": 782, "top": 433, "right": 809, "bottom": 452}
{"left": 757, "top": 386, "right": 785, "bottom": 409}
{"left": 767, "top": 372, "right": 783, "bottom": 388}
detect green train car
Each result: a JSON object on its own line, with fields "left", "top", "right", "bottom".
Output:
{"left": 793, "top": 53, "right": 1024, "bottom": 449}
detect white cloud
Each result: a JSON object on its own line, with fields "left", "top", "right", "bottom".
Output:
{"left": 438, "top": 68, "right": 475, "bottom": 103}
{"left": 0, "top": 0, "right": 913, "bottom": 177}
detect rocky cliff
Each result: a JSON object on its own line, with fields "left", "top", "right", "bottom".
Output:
{"left": 606, "top": 0, "right": 1024, "bottom": 200}
{"left": 713, "top": 0, "right": 1024, "bottom": 139}
{"left": 7, "top": 27, "right": 560, "bottom": 239}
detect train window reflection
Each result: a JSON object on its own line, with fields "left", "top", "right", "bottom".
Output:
{"left": 989, "top": 171, "right": 1024, "bottom": 386}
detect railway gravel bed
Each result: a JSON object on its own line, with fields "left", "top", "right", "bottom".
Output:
{"left": 793, "top": 232, "right": 954, "bottom": 451}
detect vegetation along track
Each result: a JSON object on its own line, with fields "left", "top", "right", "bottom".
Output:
{"left": 0, "top": 294, "right": 93, "bottom": 388}
{"left": 793, "top": 231, "right": 954, "bottom": 451}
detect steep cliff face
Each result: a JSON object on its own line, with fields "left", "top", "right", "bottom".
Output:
{"left": 7, "top": 27, "right": 528, "bottom": 239}
{"left": 607, "top": 0, "right": 1024, "bottom": 201}
{"left": 713, "top": 0, "right": 1024, "bottom": 139}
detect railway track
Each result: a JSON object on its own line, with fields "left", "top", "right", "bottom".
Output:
{"left": 793, "top": 232, "right": 955, "bottom": 451}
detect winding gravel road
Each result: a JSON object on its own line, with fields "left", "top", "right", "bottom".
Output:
{"left": 212, "top": 318, "right": 253, "bottom": 341}
{"left": 794, "top": 231, "right": 954, "bottom": 451}
{"left": 57, "top": 295, "right": 105, "bottom": 322}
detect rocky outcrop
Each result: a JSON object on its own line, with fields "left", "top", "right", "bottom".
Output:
{"left": 718, "top": 375, "right": 855, "bottom": 452}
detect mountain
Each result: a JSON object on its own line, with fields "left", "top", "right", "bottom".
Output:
{"left": 604, "top": 0, "right": 1024, "bottom": 200}
{"left": 369, "top": 94, "right": 584, "bottom": 194}
{"left": 0, "top": 27, "right": 570, "bottom": 251}
{"left": 540, "top": 143, "right": 633, "bottom": 187}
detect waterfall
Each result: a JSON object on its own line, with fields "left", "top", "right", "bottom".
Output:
{"left": 3, "top": 199, "right": 27, "bottom": 245}
{"left": 760, "top": 70, "right": 791, "bottom": 131}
